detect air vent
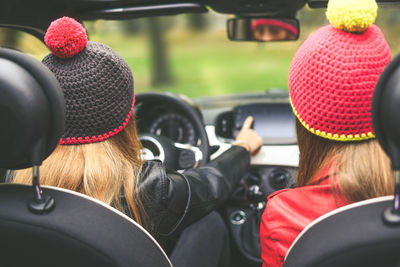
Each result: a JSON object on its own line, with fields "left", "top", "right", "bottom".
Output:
{"left": 215, "top": 111, "right": 234, "bottom": 139}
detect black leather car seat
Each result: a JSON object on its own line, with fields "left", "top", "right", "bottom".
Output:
{"left": 0, "top": 48, "right": 171, "bottom": 267}
{"left": 284, "top": 53, "right": 400, "bottom": 267}
{"left": 283, "top": 196, "right": 400, "bottom": 267}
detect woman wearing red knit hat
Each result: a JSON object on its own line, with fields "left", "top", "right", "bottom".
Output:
{"left": 260, "top": 0, "right": 393, "bottom": 266}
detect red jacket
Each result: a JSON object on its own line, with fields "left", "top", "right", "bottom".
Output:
{"left": 260, "top": 164, "right": 349, "bottom": 267}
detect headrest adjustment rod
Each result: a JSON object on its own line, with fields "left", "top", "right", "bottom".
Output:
{"left": 32, "top": 166, "right": 43, "bottom": 203}
{"left": 394, "top": 170, "right": 400, "bottom": 212}
{"left": 383, "top": 170, "right": 400, "bottom": 224}
{"left": 28, "top": 166, "right": 55, "bottom": 214}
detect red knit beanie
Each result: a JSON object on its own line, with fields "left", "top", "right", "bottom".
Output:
{"left": 289, "top": 0, "right": 392, "bottom": 141}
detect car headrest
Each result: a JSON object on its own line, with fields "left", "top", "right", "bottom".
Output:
{"left": 372, "top": 53, "right": 400, "bottom": 170}
{"left": 0, "top": 48, "right": 65, "bottom": 170}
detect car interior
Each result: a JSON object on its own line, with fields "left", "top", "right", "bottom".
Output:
{"left": 1, "top": 0, "right": 400, "bottom": 266}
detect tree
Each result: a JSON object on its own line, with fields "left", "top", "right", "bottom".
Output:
{"left": 187, "top": 13, "right": 209, "bottom": 31}
{"left": 148, "top": 17, "right": 173, "bottom": 87}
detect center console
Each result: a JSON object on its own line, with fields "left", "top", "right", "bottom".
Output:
{"left": 227, "top": 165, "right": 297, "bottom": 266}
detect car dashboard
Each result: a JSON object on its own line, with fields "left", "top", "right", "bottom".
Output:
{"left": 135, "top": 90, "right": 298, "bottom": 266}
{"left": 196, "top": 90, "right": 298, "bottom": 191}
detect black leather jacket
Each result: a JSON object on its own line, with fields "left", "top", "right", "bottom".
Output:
{"left": 138, "top": 145, "right": 250, "bottom": 240}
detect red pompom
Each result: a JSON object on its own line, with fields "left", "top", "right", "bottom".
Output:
{"left": 44, "top": 17, "right": 88, "bottom": 59}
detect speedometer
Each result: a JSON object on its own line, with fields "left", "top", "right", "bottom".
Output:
{"left": 149, "top": 112, "right": 197, "bottom": 145}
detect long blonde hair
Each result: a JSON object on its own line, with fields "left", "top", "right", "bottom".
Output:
{"left": 13, "top": 118, "right": 147, "bottom": 226}
{"left": 296, "top": 119, "right": 393, "bottom": 202}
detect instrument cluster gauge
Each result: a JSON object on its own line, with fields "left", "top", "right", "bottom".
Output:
{"left": 149, "top": 112, "right": 197, "bottom": 145}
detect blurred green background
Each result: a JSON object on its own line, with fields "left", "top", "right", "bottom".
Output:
{"left": 2, "top": 6, "right": 400, "bottom": 98}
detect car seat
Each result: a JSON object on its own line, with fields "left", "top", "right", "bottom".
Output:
{"left": 0, "top": 48, "right": 172, "bottom": 267}
{"left": 283, "top": 53, "right": 400, "bottom": 267}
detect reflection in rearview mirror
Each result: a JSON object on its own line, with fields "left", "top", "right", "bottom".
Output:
{"left": 227, "top": 18, "right": 299, "bottom": 42}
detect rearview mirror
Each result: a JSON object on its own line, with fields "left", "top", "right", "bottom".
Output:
{"left": 227, "top": 18, "right": 299, "bottom": 42}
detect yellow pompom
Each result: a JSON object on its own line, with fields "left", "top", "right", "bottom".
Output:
{"left": 326, "top": 0, "right": 377, "bottom": 33}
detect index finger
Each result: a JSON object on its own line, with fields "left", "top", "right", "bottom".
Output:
{"left": 242, "top": 116, "right": 254, "bottom": 129}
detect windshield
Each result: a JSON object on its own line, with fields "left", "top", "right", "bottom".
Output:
{"left": 1, "top": 6, "right": 399, "bottom": 98}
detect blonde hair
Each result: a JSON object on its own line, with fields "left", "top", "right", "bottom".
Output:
{"left": 335, "top": 141, "right": 393, "bottom": 202}
{"left": 13, "top": 118, "right": 147, "bottom": 227}
{"left": 296, "top": 119, "right": 393, "bottom": 202}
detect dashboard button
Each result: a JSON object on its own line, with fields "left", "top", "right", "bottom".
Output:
{"left": 269, "top": 168, "right": 292, "bottom": 190}
{"left": 231, "top": 210, "right": 246, "bottom": 225}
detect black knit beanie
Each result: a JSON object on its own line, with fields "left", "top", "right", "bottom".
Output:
{"left": 42, "top": 17, "right": 134, "bottom": 145}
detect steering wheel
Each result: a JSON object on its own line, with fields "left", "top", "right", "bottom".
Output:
{"left": 135, "top": 92, "right": 210, "bottom": 169}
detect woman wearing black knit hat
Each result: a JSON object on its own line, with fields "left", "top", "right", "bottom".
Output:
{"left": 12, "top": 17, "right": 263, "bottom": 266}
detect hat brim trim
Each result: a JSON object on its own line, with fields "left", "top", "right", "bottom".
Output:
{"left": 290, "top": 98, "right": 374, "bottom": 142}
